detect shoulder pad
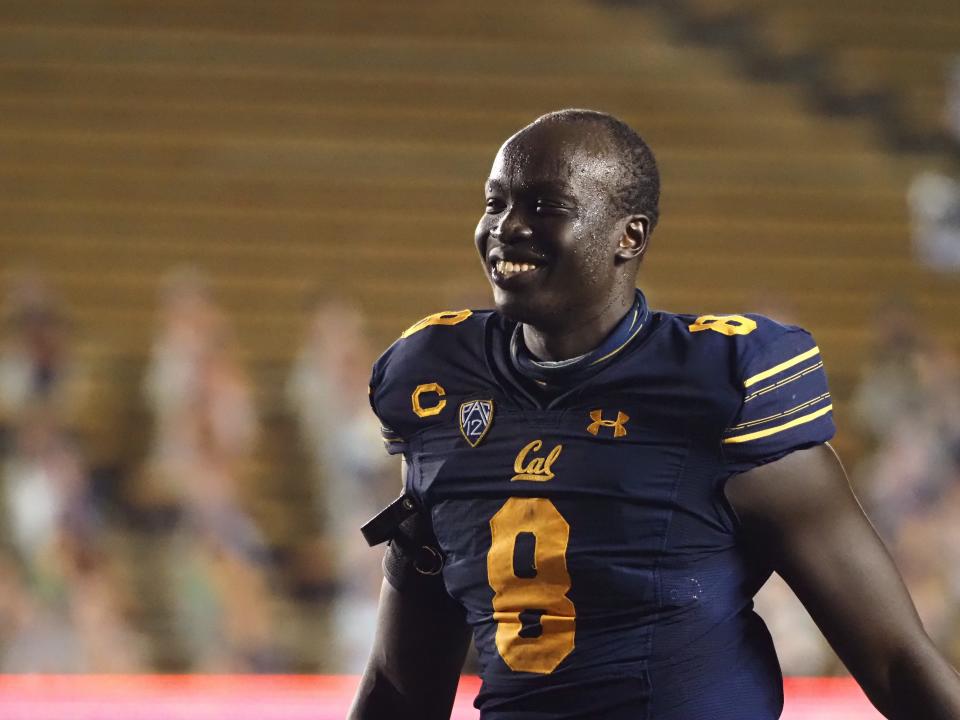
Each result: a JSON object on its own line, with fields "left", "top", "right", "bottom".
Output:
{"left": 710, "top": 314, "right": 834, "bottom": 468}
{"left": 369, "top": 308, "right": 492, "bottom": 451}
{"left": 683, "top": 312, "right": 813, "bottom": 370}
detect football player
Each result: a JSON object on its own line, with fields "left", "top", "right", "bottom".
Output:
{"left": 349, "top": 110, "right": 960, "bottom": 719}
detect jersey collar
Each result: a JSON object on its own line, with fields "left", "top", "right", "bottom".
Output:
{"left": 509, "top": 289, "right": 650, "bottom": 387}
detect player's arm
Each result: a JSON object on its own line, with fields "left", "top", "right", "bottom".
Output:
{"left": 348, "top": 465, "right": 472, "bottom": 720}
{"left": 725, "top": 443, "right": 960, "bottom": 720}
{"left": 348, "top": 578, "right": 472, "bottom": 720}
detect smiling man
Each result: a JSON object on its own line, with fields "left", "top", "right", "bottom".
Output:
{"left": 349, "top": 110, "right": 960, "bottom": 719}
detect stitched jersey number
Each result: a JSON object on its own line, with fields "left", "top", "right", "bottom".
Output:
{"left": 688, "top": 314, "right": 757, "bottom": 336}
{"left": 400, "top": 309, "right": 472, "bottom": 338}
{"left": 487, "top": 498, "right": 575, "bottom": 674}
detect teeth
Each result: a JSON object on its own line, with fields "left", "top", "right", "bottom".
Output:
{"left": 495, "top": 260, "right": 538, "bottom": 277}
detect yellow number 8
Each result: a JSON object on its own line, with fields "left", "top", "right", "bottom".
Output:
{"left": 688, "top": 314, "right": 757, "bottom": 336}
{"left": 487, "top": 498, "right": 576, "bottom": 674}
{"left": 400, "top": 309, "right": 472, "bottom": 339}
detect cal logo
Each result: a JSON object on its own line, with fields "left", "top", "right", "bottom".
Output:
{"left": 460, "top": 399, "right": 494, "bottom": 447}
{"left": 511, "top": 440, "right": 563, "bottom": 482}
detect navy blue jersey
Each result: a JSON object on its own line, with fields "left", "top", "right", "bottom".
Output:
{"left": 369, "top": 294, "right": 834, "bottom": 720}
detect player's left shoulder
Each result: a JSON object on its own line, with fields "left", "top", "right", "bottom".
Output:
{"left": 672, "top": 311, "right": 821, "bottom": 376}
{"left": 695, "top": 313, "right": 835, "bottom": 463}
{"left": 662, "top": 311, "right": 834, "bottom": 460}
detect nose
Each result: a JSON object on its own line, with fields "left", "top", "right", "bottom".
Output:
{"left": 490, "top": 207, "right": 533, "bottom": 244}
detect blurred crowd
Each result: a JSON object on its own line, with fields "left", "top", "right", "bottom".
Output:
{"left": 757, "top": 298, "right": 960, "bottom": 674}
{"left": 850, "top": 302, "right": 960, "bottom": 663}
{"left": 907, "top": 54, "right": 960, "bottom": 272}
{"left": 760, "top": 62, "right": 960, "bottom": 673}
{"left": 1, "top": 269, "right": 959, "bottom": 677}
{"left": 0, "top": 270, "right": 394, "bottom": 673}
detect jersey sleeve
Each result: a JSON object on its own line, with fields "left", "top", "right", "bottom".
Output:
{"left": 722, "top": 327, "right": 835, "bottom": 473}
{"left": 366, "top": 308, "right": 485, "bottom": 459}
{"left": 368, "top": 356, "right": 408, "bottom": 456}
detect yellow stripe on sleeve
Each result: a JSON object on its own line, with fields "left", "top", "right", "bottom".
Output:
{"left": 722, "top": 404, "right": 833, "bottom": 444}
{"left": 744, "top": 362, "right": 823, "bottom": 403}
{"left": 728, "top": 392, "right": 831, "bottom": 431}
{"left": 744, "top": 346, "right": 820, "bottom": 388}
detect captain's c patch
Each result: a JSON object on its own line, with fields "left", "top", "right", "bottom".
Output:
{"left": 460, "top": 399, "right": 494, "bottom": 447}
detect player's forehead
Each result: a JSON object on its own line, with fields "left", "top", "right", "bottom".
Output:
{"left": 486, "top": 121, "right": 621, "bottom": 197}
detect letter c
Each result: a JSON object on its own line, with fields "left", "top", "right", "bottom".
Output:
{"left": 412, "top": 382, "right": 447, "bottom": 418}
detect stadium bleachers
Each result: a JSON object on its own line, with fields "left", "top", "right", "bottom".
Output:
{"left": 2, "top": 0, "right": 959, "bottom": 666}
{"left": 685, "top": 0, "right": 960, "bottom": 147}
{"left": 3, "top": 2, "right": 958, "bottom": 373}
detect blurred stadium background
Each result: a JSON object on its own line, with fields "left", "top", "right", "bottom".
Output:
{"left": 1, "top": 0, "right": 959, "bottom": 717}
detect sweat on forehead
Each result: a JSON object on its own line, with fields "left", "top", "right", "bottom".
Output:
{"left": 494, "top": 120, "right": 623, "bottom": 189}
{"left": 509, "top": 109, "right": 662, "bottom": 228}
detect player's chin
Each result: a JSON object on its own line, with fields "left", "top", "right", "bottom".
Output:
{"left": 492, "top": 285, "right": 555, "bottom": 326}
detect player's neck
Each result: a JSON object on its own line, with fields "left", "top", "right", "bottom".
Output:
{"left": 522, "top": 292, "right": 635, "bottom": 362}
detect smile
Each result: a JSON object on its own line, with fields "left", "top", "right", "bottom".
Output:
{"left": 495, "top": 260, "right": 541, "bottom": 278}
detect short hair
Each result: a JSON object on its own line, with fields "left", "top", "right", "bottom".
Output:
{"left": 531, "top": 109, "right": 661, "bottom": 230}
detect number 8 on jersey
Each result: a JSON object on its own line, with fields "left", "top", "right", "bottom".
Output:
{"left": 488, "top": 497, "right": 576, "bottom": 674}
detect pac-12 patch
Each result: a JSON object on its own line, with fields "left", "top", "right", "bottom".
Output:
{"left": 459, "top": 399, "right": 494, "bottom": 447}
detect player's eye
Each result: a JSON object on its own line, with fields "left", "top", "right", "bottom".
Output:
{"left": 485, "top": 198, "right": 506, "bottom": 214}
{"left": 536, "top": 200, "right": 570, "bottom": 215}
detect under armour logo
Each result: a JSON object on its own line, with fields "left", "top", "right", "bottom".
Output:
{"left": 586, "top": 410, "right": 629, "bottom": 438}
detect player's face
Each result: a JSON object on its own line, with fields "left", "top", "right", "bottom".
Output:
{"left": 475, "top": 123, "right": 627, "bottom": 328}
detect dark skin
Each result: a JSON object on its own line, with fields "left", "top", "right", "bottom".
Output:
{"left": 728, "top": 444, "right": 960, "bottom": 719}
{"left": 473, "top": 122, "right": 649, "bottom": 360}
{"left": 349, "top": 117, "right": 960, "bottom": 720}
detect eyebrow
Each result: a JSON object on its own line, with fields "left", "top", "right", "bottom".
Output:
{"left": 485, "top": 179, "right": 576, "bottom": 195}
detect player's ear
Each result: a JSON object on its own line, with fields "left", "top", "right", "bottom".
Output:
{"left": 615, "top": 215, "right": 650, "bottom": 263}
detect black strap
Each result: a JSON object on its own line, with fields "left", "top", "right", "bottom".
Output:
{"left": 361, "top": 493, "right": 418, "bottom": 547}
{"left": 362, "top": 493, "right": 444, "bottom": 577}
